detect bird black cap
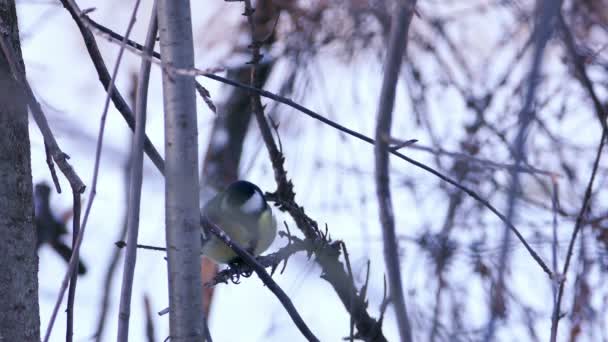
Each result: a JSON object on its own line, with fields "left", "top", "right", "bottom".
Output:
{"left": 221, "top": 180, "right": 267, "bottom": 215}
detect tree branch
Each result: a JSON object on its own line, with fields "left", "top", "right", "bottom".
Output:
{"left": 117, "top": 2, "right": 155, "bottom": 340}
{"left": 373, "top": 2, "right": 417, "bottom": 341}
{"left": 549, "top": 12, "right": 608, "bottom": 342}
{"left": 486, "top": 0, "right": 563, "bottom": 339}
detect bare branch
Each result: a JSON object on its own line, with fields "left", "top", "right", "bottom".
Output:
{"left": 549, "top": 12, "right": 608, "bottom": 341}
{"left": 486, "top": 0, "right": 563, "bottom": 339}
{"left": 66, "top": 191, "right": 82, "bottom": 342}
{"left": 117, "top": 2, "right": 155, "bottom": 340}
{"left": 373, "top": 2, "right": 417, "bottom": 341}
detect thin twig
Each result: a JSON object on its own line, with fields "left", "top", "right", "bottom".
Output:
{"left": 116, "top": 241, "right": 168, "bottom": 252}
{"left": 549, "top": 177, "right": 560, "bottom": 341}
{"left": 551, "top": 177, "right": 559, "bottom": 283}
{"left": 66, "top": 191, "right": 81, "bottom": 342}
{"left": 549, "top": 13, "right": 608, "bottom": 341}
{"left": 339, "top": 241, "right": 356, "bottom": 342}
{"left": 485, "top": 1, "right": 562, "bottom": 339}
{"left": 117, "top": 1, "right": 153, "bottom": 340}
{"left": 373, "top": 3, "right": 416, "bottom": 341}
{"left": 404, "top": 142, "right": 555, "bottom": 176}
{"left": 42, "top": 0, "right": 140, "bottom": 339}
{"left": 558, "top": 14, "right": 608, "bottom": 131}
{"left": 551, "top": 131, "right": 605, "bottom": 341}
{"left": 202, "top": 215, "right": 319, "bottom": 342}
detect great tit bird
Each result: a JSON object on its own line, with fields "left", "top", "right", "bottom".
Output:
{"left": 34, "top": 182, "right": 87, "bottom": 275}
{"left": 201, "top": 180, "right": 277, "bottom": 264}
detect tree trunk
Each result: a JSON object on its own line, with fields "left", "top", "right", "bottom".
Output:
{"left": 0, "top": 0, "right": 41, "bottom": 340}
{"left": 157, "top": 0, "right": 205, "bottom": 340}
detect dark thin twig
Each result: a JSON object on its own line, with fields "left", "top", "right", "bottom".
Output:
{"left": 404, "top": 142, "right": 555, "bottom": 176}
{"left": 389, "top": 138, "right": 418, "bottom": 151}
{"left": 373, "top": 2, "right": 416, "bottom": 342}
{"left": 551, "top": 177, "right": 559, "bottom": 284}
{"left": 339, "top": 241, "right": 356, "bottom": 342}
{"left": 115, "top": 241, "right": 168, "bottom": 252}
{"left": 558, "top": 14, "right": 608, "bottom": 131}
{"left": 486, "top": 1, "right": 562, "bottom": 338}
{"left": 82, "top": 16, "right": 225, "bottom": 79}
{"left": 549, "top": 13, "right": 608, "bottom": 341}
{"left": 550, "top": 177, "right": 560, "bottom": 341}
{"left": 42, "top": 0, "right": 139, "bottom": 338}
{"left": 66, "top": 191, "right": 81, "bottom": 342}
{"left": 117, "top": 1, "right": 152, "bottom": 340}
{"left": 551, "top": 130, "right": 606, "bottom": 341}
{"left": 202, "top": 216, "right": 319, "bottom": 342}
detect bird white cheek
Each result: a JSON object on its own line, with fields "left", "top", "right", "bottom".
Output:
{"left": 240, "top": 192, "right": 265, "bottom": 215}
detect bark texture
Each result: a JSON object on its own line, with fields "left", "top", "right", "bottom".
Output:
{"left": 0, "top": 1, "right": 41, "bottom": 340}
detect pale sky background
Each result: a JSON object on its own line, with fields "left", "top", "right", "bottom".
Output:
{"left": 16, "top": 0, "right": 607, "bottom": 341}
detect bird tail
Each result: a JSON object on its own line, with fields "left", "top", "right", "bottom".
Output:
{"left": 51, "top": 241, "right": 87, "bottom": 275}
